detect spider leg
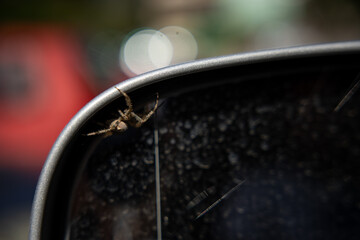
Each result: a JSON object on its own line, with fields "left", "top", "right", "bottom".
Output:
{"left": 129, "top": 112, "right": 145, "bottom": 127}
{"left": 130, "top": 93, "right": 159, "bottom": 127}
{"left": 115, "top": 87, "right": 133, "bottom": 114}
{"left": 86, "top": 128, "right": 113, "bottom": 136}
{"left": 118, "top": 110, "right": 128, "bottom": 120}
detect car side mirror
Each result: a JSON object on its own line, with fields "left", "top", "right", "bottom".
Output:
{"left": 31, "top": 42, "right": 360, "bottom": 240}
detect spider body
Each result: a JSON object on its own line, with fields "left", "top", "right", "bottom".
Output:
{"left": 86, "top": 87, "right": 159, "bottom": 136}
{"left": 109, "top": 119, "right": 128, "bottom": 133}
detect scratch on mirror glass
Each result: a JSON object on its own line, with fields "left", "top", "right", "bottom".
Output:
{"left": 195, "top": 179, "right": 246, "bottom": 220}
{"left": 186, "top": 186, "right": 216, "bottom": 209}
{"left": 334, "top": 73, "right": 360, "bottom": 112}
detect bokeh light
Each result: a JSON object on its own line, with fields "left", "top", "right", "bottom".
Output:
{"left": 120, "top": 29, "right": 173, "bottom": 76}
{"left": 120, "top": 26, "right": 198, "bottom": 76}
{"left": 148, "top": 30, "right": 173, "bottom": 68}
{"left": 159, "top": 26, "right": 198, "bottom": 64}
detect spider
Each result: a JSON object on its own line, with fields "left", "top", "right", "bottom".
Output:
{"left": 86, "top": 87, "right": 159, "bottom": 136}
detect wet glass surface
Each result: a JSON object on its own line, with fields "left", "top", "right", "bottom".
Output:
{"left": 69, "top": 69, "right": 360, "bottom": 240}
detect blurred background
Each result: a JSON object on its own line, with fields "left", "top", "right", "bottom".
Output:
{"left": 0, "top": 0, "right": 359, "bottom": 239}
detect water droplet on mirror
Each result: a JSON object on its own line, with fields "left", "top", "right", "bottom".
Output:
{"left": 184, "top": 120, "right": 192, "bottom": 129}
{"left": 218, "top": 122, "right": 227, "bottom": 132}
{"left": 228, "top": 152, "right": 239, "bottom": 165}
{"left": 177, "top": 142, "right": 185, "bottom": 151}
{"left": 146, "top": 137, "right": 153, "bottom": 145}
{"left": 193, "top": 157, "right": 211, "bottom": 169}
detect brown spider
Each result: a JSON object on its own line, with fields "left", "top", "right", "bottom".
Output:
{"left": 86, "top": 87, "right": 159, "bottom": 136}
